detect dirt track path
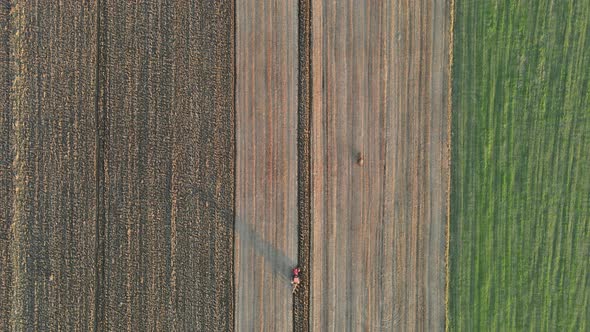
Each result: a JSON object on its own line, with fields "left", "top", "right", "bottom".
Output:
{"left": 310, "top": 0, "right": 451, "bottom": 330}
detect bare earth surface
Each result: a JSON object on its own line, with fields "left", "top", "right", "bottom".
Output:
{"left": 234, "top": 0, "right": 299, "bottom": 330}
{"left": 1, "top": 1, "right": 234, "bottom": 330}
{"left": 4, "top": 2, "right": 98, "bottom": 330}
{"left": 310, "top": 0, "right": 451, "bottom": 330}
{"left": 99, "top": 1, "right": 234, "bottom": 330}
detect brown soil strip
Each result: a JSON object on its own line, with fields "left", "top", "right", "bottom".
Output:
{"left": 98, "top": 2, "right": 235, "bottom": 330}
{"left": 293, "top": 0, "right": 311, "bottom": 331}
{"left": 9, "top": 2, "right": 99, "bottom": 329}
{"left": 294, "top": 0, "right": 312, "bottom": 331}
{"left": 2, "top": 2, "right": 236, "bottom": 330}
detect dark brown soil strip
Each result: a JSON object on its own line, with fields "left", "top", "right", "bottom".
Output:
{"left": 294, "top": 0, "right": 312, "bottom": 331}
{"left": 94, "top": 0, "right": 106, "bottom": 329}
{"left": 9, "top": 2, "right": 99, "bottom": 329}
{"left": 2, "top": 2, "right": 236, "bottom": 330}
{"left": 98, "top": 2, "right": 235, "bottom": 330}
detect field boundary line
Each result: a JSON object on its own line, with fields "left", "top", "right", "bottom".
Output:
{"left": 445, "top": 0, "right": 455, "bottom": 330}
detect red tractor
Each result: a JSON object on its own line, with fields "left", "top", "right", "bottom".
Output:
{"left": 291, "top": 267, "right": 301, "bottom": 293}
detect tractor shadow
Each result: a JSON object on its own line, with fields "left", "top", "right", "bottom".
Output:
{"left": 235, "top": 218, "right": 295, "bottom": 282}
{"left": 186, "top": 184, "right": 295, "bottom": 282}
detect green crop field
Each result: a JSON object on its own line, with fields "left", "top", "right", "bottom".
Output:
{"left": 450, "top": 0, "right": 590, "bottom": 330}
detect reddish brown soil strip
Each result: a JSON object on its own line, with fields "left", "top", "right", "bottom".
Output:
{"left": 234, "top": 0, "right": 299, "bottom": 330}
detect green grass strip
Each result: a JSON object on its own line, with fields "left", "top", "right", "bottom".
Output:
{"left": 449, "top": 0, "right": 590, "bottom": 330}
